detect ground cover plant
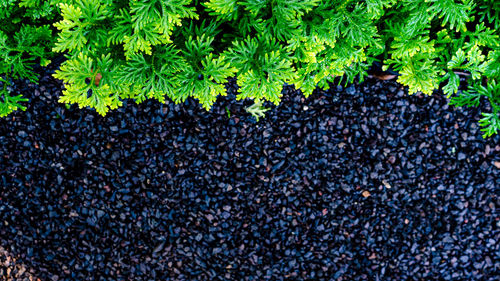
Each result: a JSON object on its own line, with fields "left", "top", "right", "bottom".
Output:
{"left": 0, "top": 0, "right": 499, "bottom": 137}
{"left": 0, "top": 0, "right": 55, "bottom": 117}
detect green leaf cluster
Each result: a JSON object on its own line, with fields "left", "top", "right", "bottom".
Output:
{"left": 381, "top": 0, "right": 499, "bottom": 137}
{"left": 1, "top": 0, "right": 499, "bottom": 137}
{"left": 0, "top": 0, "right": 56, "bottom": 117}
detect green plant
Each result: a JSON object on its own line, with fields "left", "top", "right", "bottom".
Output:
{"left": 1, "top": 0, "right": 499, "bottom": 137}
{"left": 246, "top": 99, "right": 270, "bottom": 121}
{"left": 0, "top": 0, "right": 57, "bottom": 117}
{"left": 381, "top": 0, "right": 500, "bottom": 137}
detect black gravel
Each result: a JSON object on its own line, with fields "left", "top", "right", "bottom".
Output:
{"left": 0, "top": 64, "right": 499, "bottom": 280}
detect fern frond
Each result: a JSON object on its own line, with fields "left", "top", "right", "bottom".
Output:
{"left": 54, "top": 53, "right": 122, "bottom": 115}
{"left": 0, "top": 87, "right": 29, "bottom": 117}
{"left": 429, "top": 0, "right": 473, "bottom": 32}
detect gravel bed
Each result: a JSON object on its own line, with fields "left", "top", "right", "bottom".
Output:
{"left": 0, "top": 65, "right": 499, "bottom": 280}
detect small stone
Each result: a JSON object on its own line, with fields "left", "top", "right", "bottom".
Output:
{"left": 221, "top": 211, "right": 230, "bottom": 219}
{"left": 485, "top": 145, "right": 490, "bottom": 155}
{"left": 96, "top": 210, "right": 105, "bottom": 218}
{"left": 195, "top": 234, "right": 203, "bottom": 241}
{"left": 346, "top": 85, "right": 356, "bottom": 95}
{"left": 362, "top": 191, "right": 371, "bottom": 198}
{"left": 388, "top": 155, "right": 396, "bottom": 164}
{"left": 382, "top": 180, "right": 391, "bottom": 189}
